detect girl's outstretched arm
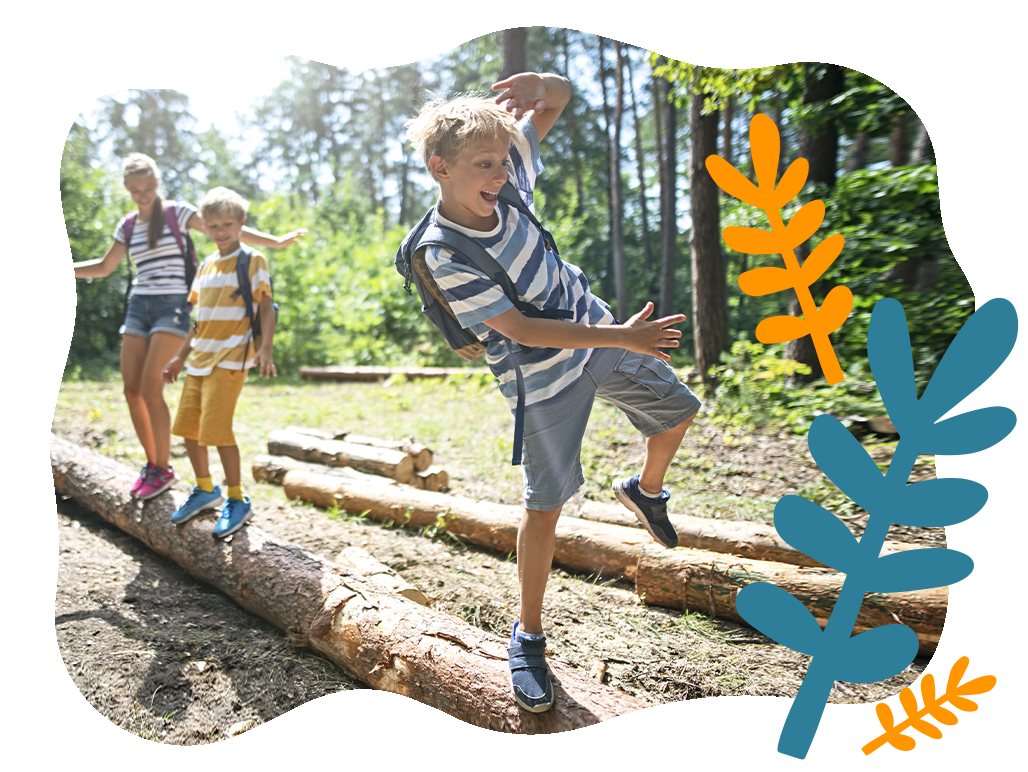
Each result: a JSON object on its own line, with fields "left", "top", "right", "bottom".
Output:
{"left": 73, "top": 240, "right": 127, "bottom": 279}
{"left": 187, "top": 213, "right": 307, "bottom": 249}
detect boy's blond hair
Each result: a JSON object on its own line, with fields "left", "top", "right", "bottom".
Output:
{"left": 199, "top": 186, "right": 249, "bottom": 222}
{"left": 406, "top": 95, "right": 520, "bottom": 178}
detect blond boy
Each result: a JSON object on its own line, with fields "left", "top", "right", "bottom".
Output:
{"left": 403, "top": 73, "right": 701, "bottom": 712}
{"left": 162, "top": 187, "right": 277, "bottom": 538}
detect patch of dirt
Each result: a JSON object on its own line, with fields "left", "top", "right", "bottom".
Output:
{"left": 54, "top": 409, "right": 936, "bottom": 744}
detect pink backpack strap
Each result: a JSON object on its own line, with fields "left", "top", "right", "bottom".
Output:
{"left": 122, "top": 212, "right": 137, "bottom": 254}
{"left": 163, "top": 202, "right": 185, "bottom": 255}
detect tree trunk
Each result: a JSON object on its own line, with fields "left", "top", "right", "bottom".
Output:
{"left": 658, "top": 73, "right": 677, "bottom": 319}
{"left": 912, "top": 96, "right": 966, "bottom": 163}
{"left": 273, "top": 466, "right": 944, "bottom": 655}
{"left": 562, "top": 30, "right": 585, "bottom": 215}
{"left": 847, "top": 131, "right": 870, "bottom": 172}
{"left": 611, "top": 43, "right": 628, "bottom": 318}
{"left": 597, "top": 37, "right": 619, "bottom": 309}
{"left": 890, "top": 111, "right": 911, "bottom": 166}
{"left": 690, "top": 75, "right": 728, "bottom": 391}
{"left": 253, "top": 453, "right": 398, "bottom": 486}
{"left": 498, "top": 28, "right": 527, "bottom": 80}
{"left": 720, "top": 95, "right": 734, "bottom": 188}
{"left": 635, "top": 547, "right": 943, "bottom": 656}
{"left": 625, "top": 50, "right": 654, "bottom": 272}
{"left": 335, "top": 545, "right": 429, "bottom": 605}
{"left": 267, "top": 429, "right": 415, "bottom": 483}
{"left": 786, "top": 63, "right": 844, "bottom": 381}
{"left": 51, "top": 435, "right": 647, "bottom": 730}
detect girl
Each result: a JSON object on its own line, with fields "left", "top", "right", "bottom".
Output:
{"left": 72, "top": 153, "right": 305, "bottom": 499}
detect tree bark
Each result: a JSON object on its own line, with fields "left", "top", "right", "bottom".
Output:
{"left": 911, "top": 121, "right": 935, "bottom": 165}
{"left": 267, "top": 429, "right": 415, "bottom": 483}
{"left": 335, "top": 545, "right": 429, "bottom": 605}
{"left": 636, "top": 546, "right": 944, "bottom": 656}
{"left": 890, "top": 111, "right": 911, "bottom": 167}
{"left": 689, "top": 75, "right": 728, "bottom": 391}
{"left": 253, "top": 453, "right": 397, "bottom": 486}
{"left": 274, "top": 467, "right": 944, "bottom": 655}
{"left": 847, "top": 130, "right": 870, "bottom": 172}
{"left": 597, "top": 36, "right": 618, "bottom": 308}
{"left": 625, "top": 50, "right": 654, "bottom": 272}
{"left": 287, "top": 428, "right": 434, "bottom": 472}
{"left": 658, "top": 73, "right": 678, "bottom": 319}
{"left": 51, "top": 434, "right": 648, "bottom": 730}
{"left": 562, "top": 29, "right": 585, "bottom": 215}
{"left": 498, "top": 28, "right": 527, "bottom": 81}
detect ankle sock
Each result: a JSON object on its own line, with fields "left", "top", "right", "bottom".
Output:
{"left": 197, "top": 476, "right": 215, "bottom": 494}
{"left": 639, "top": 483, "right": 663, "bottom": 499}
{"left": 227, "top": 485, "right": 245, "bottom": 501}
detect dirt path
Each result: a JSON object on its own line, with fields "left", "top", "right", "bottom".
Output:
{"left": 54, "top": 430, "right": 931, "bottom": 742}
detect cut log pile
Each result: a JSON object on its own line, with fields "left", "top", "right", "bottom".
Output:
{"left": 51, "top": 434, "right": 648, "bottom": 732}
{"left": 264, "top": 465, "right": 946, "bottom": 656}
{"left": 268, "top": 427, "right": 449, "bottom": 492}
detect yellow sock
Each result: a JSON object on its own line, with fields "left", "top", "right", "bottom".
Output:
{"left": 197, "top": 476, "right": 215, "bottom": 493}
{"left": 228, "top": 485, "right": 245, "bottom": 501}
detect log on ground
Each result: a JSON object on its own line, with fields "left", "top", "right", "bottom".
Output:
{"left": 285, "top": 426, "right": 433, "bottom": 472}
{"left": 335, "top": 546, "right": 429, "bottom": 605}
{"left": 300, "top": 366, "right": 491, "bottom": 382}
{"left": 279, "top": 468, "right": 943, "bottom": 655}
{"left": 268, "top": 429, "right": 414, "bottom": 483}
{"left": 253, "top": 454, "right": 397, "bottom": 487}
{"left": 50, "top": 434, "right": 649, "bottom": 732}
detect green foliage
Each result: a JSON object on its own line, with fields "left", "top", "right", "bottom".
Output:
{"left": 62, "top": 125, "right": 133, "bottom": 378}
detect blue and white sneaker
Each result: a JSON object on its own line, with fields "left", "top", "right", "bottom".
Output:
{"left": 507, "top": 622, "right": 554, "bottom": 713}
{"left": 211, "top": 496, "right": 253, "bottom": 539}
{"left": 171, "top": 485, "right": 225, "bottom": 525}
{"left": 613, "top": 474, "right": 679, "bottom": 548}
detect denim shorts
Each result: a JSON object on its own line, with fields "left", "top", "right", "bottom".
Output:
{"left": 120, "top": 293, "right": 191, "bottom": 339}
{"left": 519, "top": 346, "right": 702, "bottom": 511}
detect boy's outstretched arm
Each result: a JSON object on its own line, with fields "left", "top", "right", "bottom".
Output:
{"left": 492, "top": 72, "right": 571, "bottom": 142}
{"left": 186, "top": 213, "right": 307, "bottom": 249}
{"left": 484, "top": 302, "right": 685, "bottom": 362}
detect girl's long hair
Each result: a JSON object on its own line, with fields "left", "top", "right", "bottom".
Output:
{"left": 121, "top": 153, "right": 166, "bottom": 250}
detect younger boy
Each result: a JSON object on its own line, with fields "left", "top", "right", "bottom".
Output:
{"left": 162, "top": 187, "right": 277, "bottom": 539}
{"left": 403, "top": 73, "right": 702, "bottom": 713}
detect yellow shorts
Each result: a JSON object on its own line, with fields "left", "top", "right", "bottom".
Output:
{"left": 172, "top": 368, "right": 248, "bottom": 447}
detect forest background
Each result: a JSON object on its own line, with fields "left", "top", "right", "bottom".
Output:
{"left": 62, "top": 27, "right": 971, "bottom": 431}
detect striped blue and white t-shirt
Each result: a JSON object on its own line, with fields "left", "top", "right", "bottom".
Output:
{"left": 424, "top": 120, "right": 615, "bottom": 412}
{"left": 113, "top": 202, "right": 198, "bottom": 297}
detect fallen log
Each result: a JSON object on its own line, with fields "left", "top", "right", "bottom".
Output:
{"left": 574, "top": 502, "right": 920, "bottom": 567}
{"left": 279, "top": 468, "right": 944, "bottom": 655}
{"left": 268, "top": 429, "right": 414, "bottom": 483}
{"left": 253, "top": 454, "right": 396, "bottom": 487}
{"left": 300, "top": 365, "right": 491, "bottom": 382}
{"left": 286, "top": 427, "right": 435, "bottom": 472}
{"left": 51, "top": 433, "right": 649, "bottom": 731}
{"left": 413, "top": 465, "right": 449, "bottom": 492}
{"left": 335, "top": 546, "right": 429, "bottom": 606}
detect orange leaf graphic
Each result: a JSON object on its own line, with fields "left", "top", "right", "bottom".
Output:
{"left": 738, "top": 266, "right": 792, "bottom": 297}
{"left": 782, "top": 200, "right": 825, "bottom": 251}
{"left": 723, "top": 226, "right": 782, "bottom": 255}
{"left": 799, "top": 234, "right": 845, "bottom": 286}
{"left": 756, "top": 314, "right": 808, "bottom": 344}
{"left": 705, "top": 112, "right": 852, "bottom": 385}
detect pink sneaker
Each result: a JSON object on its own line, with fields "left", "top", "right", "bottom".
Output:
{"left": 136, "top": 465, "right": 177, "bottom": 500}
{"left": 130, "top": 463, "right": 155, "bottom": 496}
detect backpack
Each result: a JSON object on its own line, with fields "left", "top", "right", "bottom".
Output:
{"left": 395, "top": 181, "right": 572, "bottom": 465}
{"left": 232, "top": 246, "right": 279, "bottom": 367}
{"left": 123, "top": 202, "right": 198, "bottom": 304}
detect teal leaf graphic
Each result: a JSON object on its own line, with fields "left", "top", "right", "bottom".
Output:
{"left": 774, "top": 495, "right": 860, "bottom": 573}
{"left": 735, "top": 582, "right": 824, "bottom": 656}
{"left": 865, "top": 548, "right": 974, "bottom": 593}
{"left": 866, "top": 298, "right": 918, "bottom": 434}
{"left": 807, "top": 414, "right": 887, "bottom": 512}
{"left": 829, "top": 624, "right": 919, "bottom": 684}
{"left": 922, "top": 407, "right": 1017, "bottom": 455}
{"left": 892, "top": 478, "right": 988, "bottom": 527}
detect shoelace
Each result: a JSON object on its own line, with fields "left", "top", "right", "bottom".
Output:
{"left": 145, "top": 465, "right": 170, "bottom": 486}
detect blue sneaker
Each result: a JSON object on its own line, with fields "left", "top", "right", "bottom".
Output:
{"left": 507, "top": 622, "right": 554, "bottom": 713}
{"left": 171, "top": 485, "right": 225, "bottom": 524}
{"left": 613, "top": 474, "right": 679, "bottom": 548}
{"left": 211, "top": 496, "right": 253, "bottom": 539}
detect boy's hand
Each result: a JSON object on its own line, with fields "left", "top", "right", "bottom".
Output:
{"left": 254, "top": 345, "right": 277, "bottom": 379}
{"left": 492, "top": 73, "right": 549, "bottom": 121}
{"left": 272, "top": 229, "right": 307, "bottom": 248}
{"left": 621, "top": 302, "right": 686, "bottom": 362}
{"left": 162, "top": 356, "right": 185, "bottom": 383}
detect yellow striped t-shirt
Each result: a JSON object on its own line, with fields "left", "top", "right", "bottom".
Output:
{"left": 186, "top": 246, "right": 272, "bottom": 376}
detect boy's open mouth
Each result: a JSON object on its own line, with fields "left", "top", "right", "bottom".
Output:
{"left": 481, "top": 191, "right": 498, "bottom": 203}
